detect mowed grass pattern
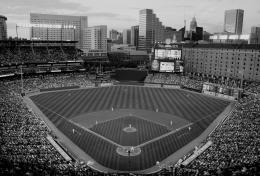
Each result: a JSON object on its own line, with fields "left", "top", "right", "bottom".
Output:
{"left": 90, "top": 116, "right": 170, "bottom": 146}
{"left": 30, "top": 86, "right": 230, "bottom": 171}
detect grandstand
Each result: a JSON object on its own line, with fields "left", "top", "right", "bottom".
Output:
{"left": 0, "top": 40, "right": 259, "bottom": 176}
{"left": 0, "top": 40, "right": 83, "bottom": 65}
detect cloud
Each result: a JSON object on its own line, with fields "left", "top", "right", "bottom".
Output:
{"left": 128, "top": 7, "right": 141, "bottom": 10}
{"left": 0, "top": 0, "right": 90, "bottom": 16}
{"left": 87, "top": 12, "right": 135, "bottom": 24}
{"left": 199, "top": 20, "right": 223, "bottom": 33}
{"left": 173, "top": 5, "right": 194, "bottom": 8}
{"left": 87, "top": 12, "right": 118, "bottom": 18}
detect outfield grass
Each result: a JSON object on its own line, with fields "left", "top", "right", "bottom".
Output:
{"left": 30, "top": 86, "right": 230, "bottom": 171}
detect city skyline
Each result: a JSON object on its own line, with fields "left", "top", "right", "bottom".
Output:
{"left": 1, "top": 0, "right": 260, "bottom": 38}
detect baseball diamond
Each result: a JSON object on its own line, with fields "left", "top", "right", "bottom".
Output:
{"left": 29, "top": 85, "right": 231, "bottom": 172}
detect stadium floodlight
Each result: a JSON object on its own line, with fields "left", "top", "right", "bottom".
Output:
{"left": 20, "top": 65, "right": 24, "bottom": 96}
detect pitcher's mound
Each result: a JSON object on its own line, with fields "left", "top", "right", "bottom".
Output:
{"left": 116, "top": 146, "right": 141, "bottom": 156}
{"left": 123, "top": 124, "right": 137, "bottom": 133}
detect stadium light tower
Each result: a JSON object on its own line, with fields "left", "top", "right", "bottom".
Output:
{"left": 20, "top": 65, "right": 24, "bottom": 96}
{"left": 16, "top": 25, "right": 24, "bottom": 96}
{"left": 239, "top": 70, "right": 244, "bottom": 88}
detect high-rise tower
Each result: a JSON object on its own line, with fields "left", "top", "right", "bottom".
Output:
{"left": 0, "top": 15, "right": 7, "bottom": 40}
{"left": 30, "top": 13, "right": 88, "bottom": 52}
{"left": 138, "top": 9, "right": 165, "bottom": 53}
{"left": 224, "top": 9, "right": 244, "bottom": 34}
{"left": 190, "top": 16, "right": 197, "bottom": 32}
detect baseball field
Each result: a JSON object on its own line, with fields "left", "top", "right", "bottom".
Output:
{"left": 29, "top": 85, "right": 231, "bottom": 172}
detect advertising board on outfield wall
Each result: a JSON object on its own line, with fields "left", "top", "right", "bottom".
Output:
{"left": 163, "top": 84, "right": 181, "bottom": 89}
{"left": 144, "top": 83, "right": 161, "bottom": 87}
{"left": 202, "top": 83, "right": 239, "bottom": 100}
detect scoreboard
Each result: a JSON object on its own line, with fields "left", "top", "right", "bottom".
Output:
{"left": 152, "top": 43, "right": 183, "bottom": 73}
{"left": 159, "top": 62, "right": 175, "bottom": 72}
{"left": 155, "top": 49, "right": 182, "bottom": 60}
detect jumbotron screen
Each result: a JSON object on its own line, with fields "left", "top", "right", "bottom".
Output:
{"left": 159, "top": 62, "right": 175, "bottom": 72}
{"left": 155, "top": 49, "right": 182, "bottom": 60}
{"left": 151, "top": 60, "right": 183, "bottom": 73}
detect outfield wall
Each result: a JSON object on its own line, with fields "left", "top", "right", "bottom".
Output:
{"left": 40, "top": 86, "right": 80, "bottom": 92}
{"left": 114, "top": 69, "right": 148, "bottom": 82}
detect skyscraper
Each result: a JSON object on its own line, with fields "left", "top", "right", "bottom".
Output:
{"left": 0, "top": 15, "right": 7, "bottom": 40}
{"left": 138, "top": 9, "right": 165, "bottom": 53}
{"left": 109, "top": 29, "right": 120, "bottom": 41}
{"left": 195, "top": 27, "right": 203, "bottom": 40}
{"left": 86, "top": 25, "right": 107, "bottom": 52}
{"left": 190, "top": 17, "right": 197, "bottom": 32}
{"left": 131, "top": 26, "right": 139, "bottom": 47}
{"left": 224, "top": 9, "right": 244, "bottom": 34}
{"left": 249, "top": 26, "right": 260, "bottom": 44}
{"left": 30, "top": 13, "right": 88, "bottom": 52}
{"left": 164, "top": 27, "right": 176, "bottom": 42}
{"left": 123, "top": 29, "right": 131, "bottom": 44}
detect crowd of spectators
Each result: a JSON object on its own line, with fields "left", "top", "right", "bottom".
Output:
{"left": 144, "top": 73, "right": 250, "bottom": 92}
{"left": 177, "top": 94, "right": 260, "bottom": 175}
{"left": 1, "top": 71, "right": 259, "bottom": 175}
{"left": 0, "top": 46, "right": 81, "bottom": 65}
{"left": 144, "top": 73, "right": 203, "bottom": 91}
{"left": 244, "top": 82, "right": 260, "bottom": 95}
{"left": 3, "top": 73, "right": 95, "bottom": 94}
{"left": 0, "top": 83, "right": 95, "bottom": 175}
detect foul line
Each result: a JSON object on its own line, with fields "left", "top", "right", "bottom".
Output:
{"left": 31, "top": 100, "right": 227, "bottom": 150}
{"left": 33, "top": 102, "right": 124, "bottom": 148}
{"left": 136, "top": 110, "right": 223, "bottom": 148}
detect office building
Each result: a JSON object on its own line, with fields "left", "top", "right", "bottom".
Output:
{"left": 249, "top": 26, "right": 260, "bottom": 44}
{"left": 131, "top": 26, "right": 139, "bottom": 47}
{"left": 195, "top": 27, "right": 203, "bottom": 40}
{"left": 164, "top": 27, "right": 176, "bottom": 42}
{"left": 178, "top": 27, "right": 186, "bottom": 41}
{"left": 0, "top": 15, "right": 7, "bottom": 40}
{"left": 171, "top": 31, "right": 184, "bottom": 42}
{"left": 107, "top": 39, "right": 112, "bottom": 52}
{"left": 224, "top": 9, "right": 244, "bottom": 34}
{"left": 109, "top": 29, "right": 120, "bottom": 41}
{"left": 138, "top": 9, "right": 165, "bottom": 53}
{"left": 111, "top": 44, "right": 136, "bottom": 52}
{"left": 203, "top": 31, "right": 211, "bottom": 41}
{"left": 123, "top": 29, "right": 131, "bottom": 45}
{"left": 30, "top": 13, "right": 88, "bottom": 52}
{"left": 86, "top": 25, "right": 107, "bottom": 52}
{"left": 85, "top": 25, "right": 107, "bottom": 60}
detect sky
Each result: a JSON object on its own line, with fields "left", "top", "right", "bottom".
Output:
{"left": 1, "top": 0, "right": 259, "bottom": 38}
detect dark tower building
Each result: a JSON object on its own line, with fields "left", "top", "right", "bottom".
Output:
{"left": 131, "top": 25, "right": 139, "bottom": 48}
